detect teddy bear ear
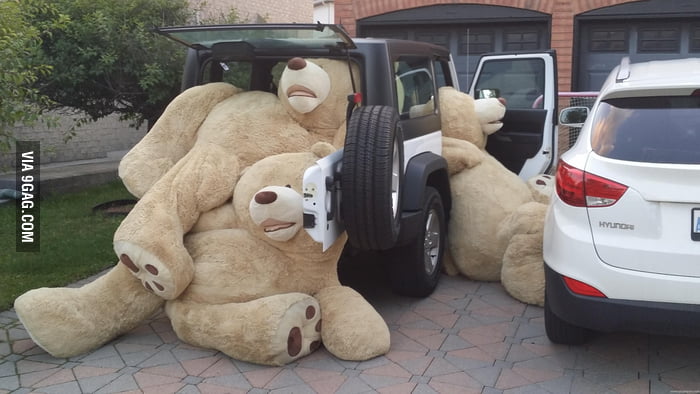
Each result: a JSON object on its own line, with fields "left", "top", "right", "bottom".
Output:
{"left": 310, "top": 142, "right": 336, "bottom": 158}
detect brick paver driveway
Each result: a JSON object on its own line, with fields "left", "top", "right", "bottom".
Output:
{"left": 2, "top": 271, "right": 700, "bottom": 393}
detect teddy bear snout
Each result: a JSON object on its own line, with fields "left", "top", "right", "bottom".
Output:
{"left": 255, "top": 191, "right": 278, "bottom": 205}
{"left": 287, "top": 57, "right": 307, "bottom": 70}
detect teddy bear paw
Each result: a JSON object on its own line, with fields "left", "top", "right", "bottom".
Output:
{"left": 115, "top": 241, "right": 193, "bottom": 300}
{"left": 271, "top": 297, "right": 323, "bottom": 365}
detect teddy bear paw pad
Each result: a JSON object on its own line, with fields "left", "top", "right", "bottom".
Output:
{"left": 115, "top": 241, "right": 188, "bottom": 300}
{"left": 272, "top": 297, "right": 322, "bottom": 364}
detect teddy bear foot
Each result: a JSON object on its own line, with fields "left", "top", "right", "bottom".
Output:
{"left": 115, "top": 240, "right": 194, "bottom": 300}
{"left": 271, "top": 295, "right": 323, "bottom": 365}
{"left": 14, "top": 264, "right": 164, "bottom": 358}
{"left": 166, "top": 293, "right": 322, "bottom": 366}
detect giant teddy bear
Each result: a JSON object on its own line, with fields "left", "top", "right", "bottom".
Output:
{"left": 113, "top": 57, "right": 358, "bottom": 300}
{"left": 437, "top": 86, "right": 553, "bottom": 306}
{"left": 15, "top": 144, "right": 390, "bottom": 365}
{"left": 14, "top": 55, "right": 551, "bottom": 366}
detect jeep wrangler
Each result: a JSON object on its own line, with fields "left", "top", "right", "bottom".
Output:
{"left": 155, "top": 23, "right": 558, "bottom": 297}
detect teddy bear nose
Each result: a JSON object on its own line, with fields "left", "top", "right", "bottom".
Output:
{"left": 287, "top": 57, "right": 307, "bottom": 71}
{"left": 254, "top": 190, "right": 278, "bottom": 204}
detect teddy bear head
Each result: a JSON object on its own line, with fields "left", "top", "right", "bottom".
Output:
{"left": 278, "top": 57, "right": 360, "bottom": 134}
{"left": 234, "top": 142, "right": 346, "bottom": 253}
{"left": 439, "top": 86, "right": 506, "bottom": 150}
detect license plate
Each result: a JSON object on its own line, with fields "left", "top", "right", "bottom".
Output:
{"left": 693, "top": 208, "right": 700, "bottom": 241}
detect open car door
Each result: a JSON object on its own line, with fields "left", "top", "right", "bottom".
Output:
{"left": 468, "top": 51, "right": 558, "bottom": 179}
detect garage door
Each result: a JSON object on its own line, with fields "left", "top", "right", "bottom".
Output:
{"left": 578, "top": 21, "right": 700, "bottom": 91}
{"left": 575, "top": 0, "right": 700, "bottom": 91}
{"left": 357, "top": 4, "right": 549, "bottom": 91}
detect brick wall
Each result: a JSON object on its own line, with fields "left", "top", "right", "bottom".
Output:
{"left": 193, "top": 0, "right": 313, "bottom": 23}
{"left": 0, "top": 113, "right": 145, "bottom": 170}
{"left": 334, "top": 0, "right": 639, "bottom": 91}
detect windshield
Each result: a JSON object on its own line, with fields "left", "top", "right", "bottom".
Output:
{"left": 591, "top": 96, "right": 700, "bottom": 164}
{"left": 156, "top": 24, "right": 355, "bottom": 50}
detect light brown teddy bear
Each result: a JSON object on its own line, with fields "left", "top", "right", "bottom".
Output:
{"left": 14, "top": 144, "right": 390, "bottom": 365}
{"left": 437, "top": 86, "right": 553, "bottom": 305}
{"left": 114, "top": 57, "right": 358, "bottom": 300}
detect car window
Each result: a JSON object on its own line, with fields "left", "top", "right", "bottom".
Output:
{"left": 473, "top": 58, "right": 545, "bottom": 109}
{"left": 433, "top": 59, "right": 449, "bottom": 89}
{"left": 591, "top": 96, "right": 700, "bottom": 164}
{"left": 394, "top": 57, "right": 435, "bottom": 118}
{"left": 201, "top": 60, "right": 252, "bottom": 89}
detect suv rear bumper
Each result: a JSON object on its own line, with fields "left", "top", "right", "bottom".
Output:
{"left": 545, "top": 263, "right": 700, "bottom": 338}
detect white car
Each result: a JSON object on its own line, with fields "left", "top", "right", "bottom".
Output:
{"left": 543, "top": 57, "right": 700, "bottom": 344}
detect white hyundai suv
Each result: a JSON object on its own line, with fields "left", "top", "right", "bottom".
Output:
{"left": 543, "top": 57, "right": 700, "bottom": 344}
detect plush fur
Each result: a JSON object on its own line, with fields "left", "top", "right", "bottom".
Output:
{"left": 498, "top": 202, "right": 549, "bottom": 306}
{"left": 15, "top": 145, "right": 390, "bottom": 365}
{"left": 167, "top": 146, "right": 389, "bottom": 365}
{"left": 437, "top": 87, "right": 553, "bottom": 305}
{"left": 114, "top": 58, "right": 358, "bottom": 300}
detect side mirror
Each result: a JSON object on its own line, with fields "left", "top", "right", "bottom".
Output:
{"left": 476, "top": 88, "right": 500, "bottom": 99}
{"left": 559, "top": 106, "right": 589, "bottom": 127}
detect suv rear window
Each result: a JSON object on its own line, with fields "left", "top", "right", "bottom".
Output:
{"left": 591, "top": 96, "right": 700, "bottom": 164}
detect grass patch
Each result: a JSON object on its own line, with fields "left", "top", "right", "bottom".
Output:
{"left": 0, "top": 181, "right": 134, "bottom": 310}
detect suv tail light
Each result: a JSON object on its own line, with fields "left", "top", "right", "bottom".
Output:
{"left": 555, "top": 161, "right": 628, "bottom": 208}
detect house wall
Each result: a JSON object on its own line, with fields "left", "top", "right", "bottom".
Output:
{"left": 192, "top": 0, "right": 313, "bottom": 23}
{"left": 334, "top": 0, "right": 641, "bottom": 91}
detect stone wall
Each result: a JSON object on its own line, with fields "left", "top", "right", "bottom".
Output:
{"left": 0, "top": 113, "right": 145, "bottom": 171}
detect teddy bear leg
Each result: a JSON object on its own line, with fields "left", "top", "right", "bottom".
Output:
{"left": 166, "top": 293, "right": 322, "bottom": 366}
{"left": 119, "top": 82, "right": 240, "bottom": 198}
{"left": 501, "top": 233, "right": 545, "bottom": 306}
{"left": 498, "top": 202, "right": 548, "bottom": 306}
{"left": 314, "top": 286, "right": 390, "bottom": 361}
{"left": 14, "top": 263, "right": 164, "bottom": 358}
{"left": 115, "top": 145, "right": 240, "bottom": 300}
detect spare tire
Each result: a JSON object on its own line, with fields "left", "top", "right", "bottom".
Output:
{"left": 341, "top": 105, "right": 404, "bottom": 250}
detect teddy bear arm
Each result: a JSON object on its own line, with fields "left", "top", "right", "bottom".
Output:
{"left": 314, "top": 285, "right": 390, "bottom": 361}
{"left": 14, "top": 264, "right": 163, "bottom": 358}
{"left": 442, "top": 136, "right": 485, "bottom": 175}
{"left": 165, "top": 293, "right": 322, "bottom": 366}
{"left": 119, "top": 83, "right": 240, "bottom": 197}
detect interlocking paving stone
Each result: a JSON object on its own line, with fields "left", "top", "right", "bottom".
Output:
{"left": 359, "top": 372, "right": 408, "bottom": 390}
{"left": 334, "top": 376, "right": 373, "bottom": 394}
{"left": 306, "top": 375, "right": 346, "bottom": 393}
{"left": 34, "top": 380, "right": 82, "bottom": 394}
{"left": 75, "top": 372, "right": 122, "bottom": 393}
{"left": 94, "top": 373, "right": 138, "bottom": 393}
{"left": 411, "top": 382, "right": 439, "bottom": 394}
{"left": 2, "top": 274, "right": 700, "bottom": 393}
{"left": 0, "top": 375, "right": 19, "bottom": 391}
{"left": 182, "top": 375, "right": 203, "bottom": 384}
{"left": 0, "top": 362, "right": 14, "bottom": 378}
{"left": 175, "top": 384, "right": 200, "bottom": 394}
{"left": 203, "top": 373, "right": 253, "bottom": 391}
